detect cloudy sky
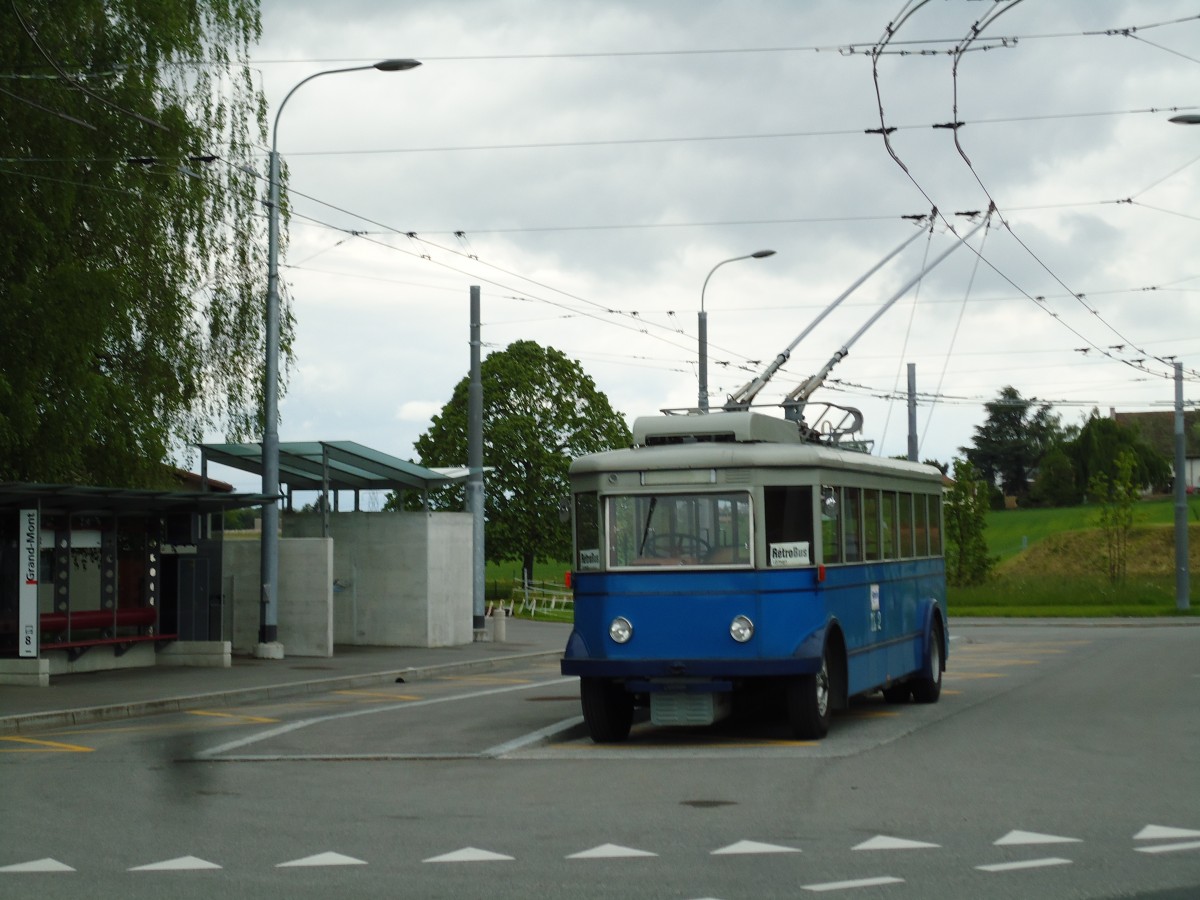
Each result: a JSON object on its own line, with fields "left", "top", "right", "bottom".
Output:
{"left": 209, "top": 0, "right": 1200, "bottom": 493}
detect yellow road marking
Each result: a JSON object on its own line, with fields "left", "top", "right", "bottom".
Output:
{"left": 436, "top": 675, "right": 531, "bottom": 685}
{"left": 0, "top": 736, "right": 94, "bottom": 753}
{"left": 942, "top": 689, "right": 963, "bottom": 695}
{"left": 333, "top": 690, "right": 422, "bottom": 701}
{"left": 844, "top": 711, "right": 901, "bottom": 719}
{"left": 943, "top": 672, "right": 1005, "bottom": 680}
{"left": 953, "top": 659, "right": 1042, "bottom": 666}
{"left": 186, "top": 710, "right": 280, "bottom": 724}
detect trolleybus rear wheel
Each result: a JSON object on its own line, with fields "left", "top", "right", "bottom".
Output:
{"left": 580, "top": 677, "right": 634, "bottom": 742}
{"left": 911, "top": 619, "right": 943, "bottom": 704}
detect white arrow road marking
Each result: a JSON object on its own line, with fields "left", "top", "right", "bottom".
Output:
{"left": 976, "top": 858, "right": 1073, "bottom": 873}
{"left": 276, "top": 852, "right": 367, "bottom": 868}
{"left": 129, "top": 856, "right": 222, "bottom": 872}
{"left": 0, "top": 858, "right": 74, "bottom": 873}
{"left": 1134, "top": 825, "right": 1200, "bottom": 841}
{"left": 803, "top": 876, "right": 905, "bottom": 892}
{"left": 567, "top": 844, "right": 658, "bottom": 859}
{"left": 423, "top": 848, "right": 514, "bottom": 863}
{"left": 994, "top": 829, "right": 1081, "bottom": 846}
{"left": 853, "top": 835, "right": 940, "bottom": 850}
{"left": 711, "top": 840, "right": 800, "bottom": 855}
{"left": 1136, "top": 840, "right": 1200, "bottom": 855}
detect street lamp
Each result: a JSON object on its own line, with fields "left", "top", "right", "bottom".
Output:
{"left": 1168, "top": 112, "right": 1197, "bottom": 611}
{"left": 259, "top": 59, "right": 422, "bottom": 652}
{"left": 698, "top": 250, "right": 776, "bottom": 412}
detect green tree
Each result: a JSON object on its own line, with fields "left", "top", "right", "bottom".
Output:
{"left": 1090, "top": 450, "right": 1138, "bottom": 584}
{"left": 1069, "top": 415, "right": 1170, "bottom": 497}
{"left": 1029, "top": 445, "right": 1078, "bottom": 507}
{"left": 944, "top": 458, "right": 993, "bottom": 586}
{"left": 396, "top": 341, "right": 631, "bottom": 582}
{"left": 0, "top": 1, "right": 283, "bottom": 486}
{"left": 962, "top": 386, "right": 1064, "bottom": 501}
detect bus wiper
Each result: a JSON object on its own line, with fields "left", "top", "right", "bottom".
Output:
{"left": 638, "top": 496, "right": 658, "bottom": 555}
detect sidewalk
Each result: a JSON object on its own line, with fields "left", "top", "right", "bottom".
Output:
{"left": 0, "top": 618, "right": 570, "bottom": 736}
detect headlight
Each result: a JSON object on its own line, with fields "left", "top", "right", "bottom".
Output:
{"left": 608, "top": 616, "right": 633, "bottom": 644}
{"left": 730, "top": 615, "right": 754, "bottom": 643}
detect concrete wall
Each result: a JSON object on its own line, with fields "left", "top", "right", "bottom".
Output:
{"left": 284, "top": 511, "right": 473, "bottom": 648}
{"left": 223, "top": 537, "right": 333, "bottom": 657}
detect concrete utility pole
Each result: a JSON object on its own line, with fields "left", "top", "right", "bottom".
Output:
{"left": 1174, "top": 361, "right": 1190, "bottom": 611}
{"left": 259, "top": 59, "right": 421, "bottom": 656}
{"left": 907, "top": 363, "right": 918, "bottom": 463}
{"left": 468, "top": 287, "right": 487, "bottom": 637}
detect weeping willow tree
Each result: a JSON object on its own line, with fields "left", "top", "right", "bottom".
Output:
{"left": 0, "top": 0, "right": 288, "bottom": 486}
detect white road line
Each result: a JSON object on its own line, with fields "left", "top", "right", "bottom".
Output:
{"left": 277, "top": 852, "right": 367, "bottom": 868}
{"left": 1135, "top": 840, "right": 1200, "bottom": 854}
{"left": 711, "top": 840, "right": 800, "bottom": 855}
{"left": 567, "top": 844, "right": 658, "bottom": 859}
{"left": 853, "top": 835, "right": 940, "bottom": 851}
{"left": 0, "top": 858, "right": 74, "bottom": 873}
{"left": 196, "top": 676, "right": 574, "bottom": 758}
{"left": 803, "top": 876, "right": 904, "bottom": 892}
{"left": 423, "top": 847, "right": 514, "bottom": 863}
{"left": 994, "top": 829, "right": 1081, "bottom": 846}
{"left": 1134, "top": 825, "right": 1200, "bottom": 840}
{"left": 129, "top": 856, "right": 222, "bottom": 872}
{"left": 976, "top": 857, "right": 1072, "bottom": 872}
{"left": 481, "top": 716, "right": 583, "bottom": 757}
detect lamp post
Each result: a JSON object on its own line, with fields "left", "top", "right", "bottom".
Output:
{"left": 259, "top": 59, "right": 421, "bottom": 651}
{"left": 698, "top": 250, "right": 775, "bottom": 412}
{"left": 1168, "top": 112, "right": 1197, "bottom": 611}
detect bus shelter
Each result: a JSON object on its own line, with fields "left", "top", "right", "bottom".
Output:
{"left": 0, "top": 482, "right": 272, "bottom": 677}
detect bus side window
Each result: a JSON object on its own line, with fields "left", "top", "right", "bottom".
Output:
{"left": 898, "top": 492, "right": 914, "bottom": 559}
{"left": 863, "top": 489, "right": 881, "bottom": 561}
{"left": 881, "top": 491, "right": 898, "bottom": 559}
{"left": 820, "top": 486, "right": 841, "bottom": 565}
{"left": 928, "top": 494, "right": 943, "bottom": 555}
{"left": 843, "top": 487, "right": 863, "bottom": 563}
{"left": 914, "top": 493, "right": 929, "bottom": 557}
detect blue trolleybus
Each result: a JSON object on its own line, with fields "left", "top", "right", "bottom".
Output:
{"left": 560, "top": 410, "right": 947, "bottom": 742}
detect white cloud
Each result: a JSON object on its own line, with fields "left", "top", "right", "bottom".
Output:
{"left": 247, "top": 0, "right": 1200, "bottom": 467}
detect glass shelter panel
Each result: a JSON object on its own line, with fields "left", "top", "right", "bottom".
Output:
{"left": 607, "top": 492, "right": 752, "bottom": 569}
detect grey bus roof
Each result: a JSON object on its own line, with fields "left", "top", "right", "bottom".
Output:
{"left": 632, "top": 410, "right": 802, "bottom": 446}
{"left": 577, "top": 413, "right": 942, "bottom": 483}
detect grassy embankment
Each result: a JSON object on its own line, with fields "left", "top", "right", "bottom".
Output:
{"left": 949, "top": 495, "right": 1200, "bottom": 617}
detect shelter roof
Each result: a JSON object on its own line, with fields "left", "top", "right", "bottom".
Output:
{"left": 198, "top": 440, "right": 468, "bottom": 493}
{"left": 0, "top": 482, "right": 274, "bottom": 515}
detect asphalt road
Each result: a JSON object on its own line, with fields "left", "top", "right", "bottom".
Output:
{"left": 2, "top": 622, "right": 1198, "bottom": 899}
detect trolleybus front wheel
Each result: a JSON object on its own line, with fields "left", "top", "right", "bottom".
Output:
{"left": 580, "top": 677, "right": 634, "bottom": 742}
{"left": 786, "top": 648, "right": 831, "bottom": 739}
